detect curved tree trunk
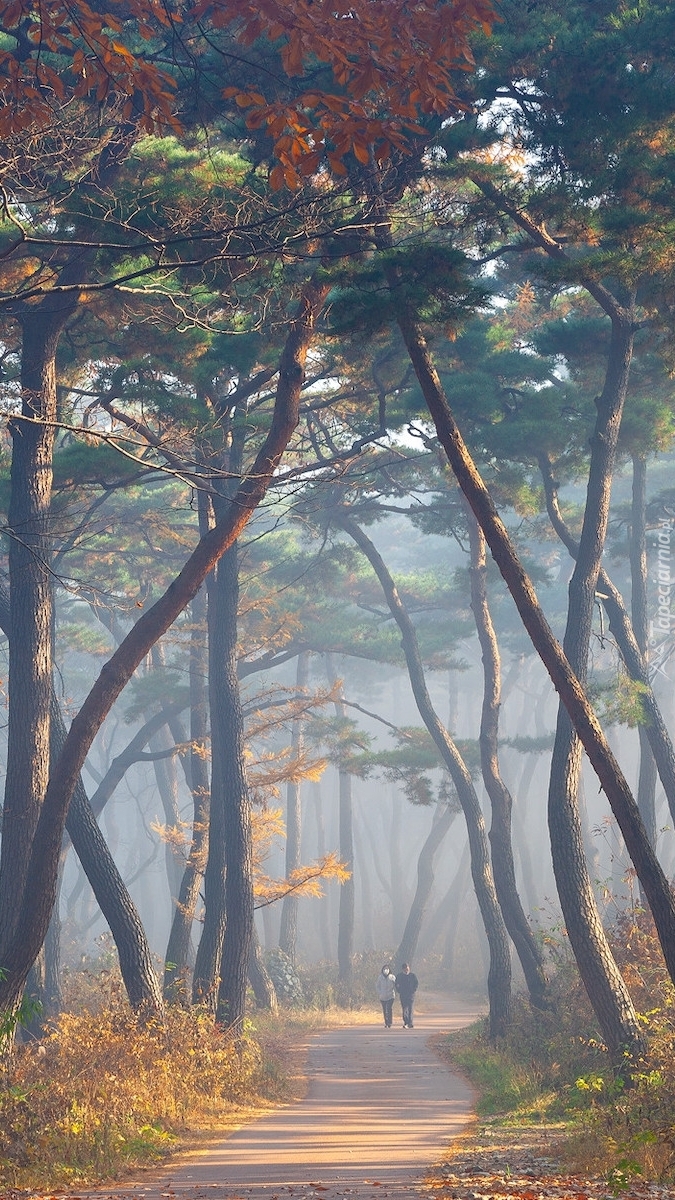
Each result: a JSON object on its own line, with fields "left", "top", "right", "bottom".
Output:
{"left": 1, "top": 300, "right": 161, "bottom": 1024}
{"left": 396, "top": 802, "right": 456, "bottom": 968}
{"left": 466, "top": 506, "right": 549, "bottom": 1009}
{"left": 338, "top": 513, "right": 511, "bottom": 1039}
{"left": 279, "top": 651, "right": 310, "bottom": 964}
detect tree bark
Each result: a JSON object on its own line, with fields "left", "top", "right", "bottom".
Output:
{"left": 0, "top": 276, "right": 329, "bottom": 1017}
{"left": 0, "top": 309, "right": 63, "bottom": 953}
{"left": 466, "top": 506, "right": 549, "bottom": 1009}
{"left": 338, "top": 513, "right": 511, "bottom": 1038}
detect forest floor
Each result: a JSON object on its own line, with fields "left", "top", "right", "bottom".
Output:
{"left": 16, "top": 993, "right": 669, "bottom": 1200}
{"left": 427, "top": 1115, "right": 672, "bottom": 1200}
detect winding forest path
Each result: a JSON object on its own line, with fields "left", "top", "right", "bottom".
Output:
{"left": 109, "top": 993, "right": 481, "bottom": 1200}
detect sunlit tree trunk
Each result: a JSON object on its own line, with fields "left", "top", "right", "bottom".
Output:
{"left": 214, "top": 543, "right": 254, "bottom": 1030}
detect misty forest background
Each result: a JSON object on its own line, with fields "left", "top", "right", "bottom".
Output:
{"left": 3, "top": 0, "right": 675, "bottom": 1117}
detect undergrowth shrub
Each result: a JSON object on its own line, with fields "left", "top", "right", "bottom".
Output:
{"left": 0, "top": 1000, "right": 263, "bottom": 1189}
{"left": 445, "top": 906, "right": 675, "bottom": 1184}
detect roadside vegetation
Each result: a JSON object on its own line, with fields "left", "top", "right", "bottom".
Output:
{"left": 0, "top": 955, "right": 384, "bottom": 1193}
{"left": 443, "top": 905, "right": 675, "bottom": 1189}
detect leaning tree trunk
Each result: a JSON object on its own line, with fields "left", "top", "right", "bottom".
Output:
{"left": 0, "top": 577, "right": 165, "bottom": 1024}
{"left": 58, "top": 701, "right": 165, "bottom": 1018}
{"left": 396, "top": 802, "right": 456, "bottom": 968}
{"left": 338, "top": 512, "right": 511, "bottom": 1039}
{"left": 0, "top": 276, "right": 328, "bottom": 1019}
{"left": 0, "top": 577, "right": 167, "bottom": 1023}
{"left": 466, "top": 506, "right": 549, "bottom": 1010}
{"left": 279, "top": 651, "right": 310, "bottom": 964}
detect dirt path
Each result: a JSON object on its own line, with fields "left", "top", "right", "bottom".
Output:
{"left": 105, "top": 993, "right": 481, "bottom": 1200}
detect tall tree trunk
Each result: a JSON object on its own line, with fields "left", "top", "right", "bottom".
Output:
{"left": 338, "top": 513, "right": 511, "bottom": 1038}
{"left": 279, "top": 651, "right": 310, "bottom": 964}
{"left": 214, "top": 545, "right": 254, "bottom": 1031}
{"left": 192, "top": 554, "right": 230, "bottom": 1009}
{"left": 165, "top": 585, "right": 210, "bottom": 1001}
{"left": 396, "top": 803, "right": 456, "bottom": 967}
{"left": 0, "top": 309, "right": 62, "bottom": 955}
{"left": 0, "top": 276, "right": 328, "bottom": 1018}
{"left": 466, "top": 506, "right": 549, "bottom": 1009}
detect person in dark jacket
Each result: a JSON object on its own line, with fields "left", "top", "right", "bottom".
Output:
{"left": 394, "top": 962, "right": 418, "bottom": 1028}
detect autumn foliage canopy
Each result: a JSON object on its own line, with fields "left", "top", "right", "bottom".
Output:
{"left": 0, "top": 0, "right": 496, "bottom": 182}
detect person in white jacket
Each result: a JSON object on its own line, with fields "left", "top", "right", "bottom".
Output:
{"left": 376, "top": 964, "right": 396, "bottom": 1027}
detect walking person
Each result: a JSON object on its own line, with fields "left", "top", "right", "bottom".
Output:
{"left": 395, "top": 962, "right": 418, "bottom": 1028}
{"left": 376, "top": 964, "right": 395, "bottom": 1027}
